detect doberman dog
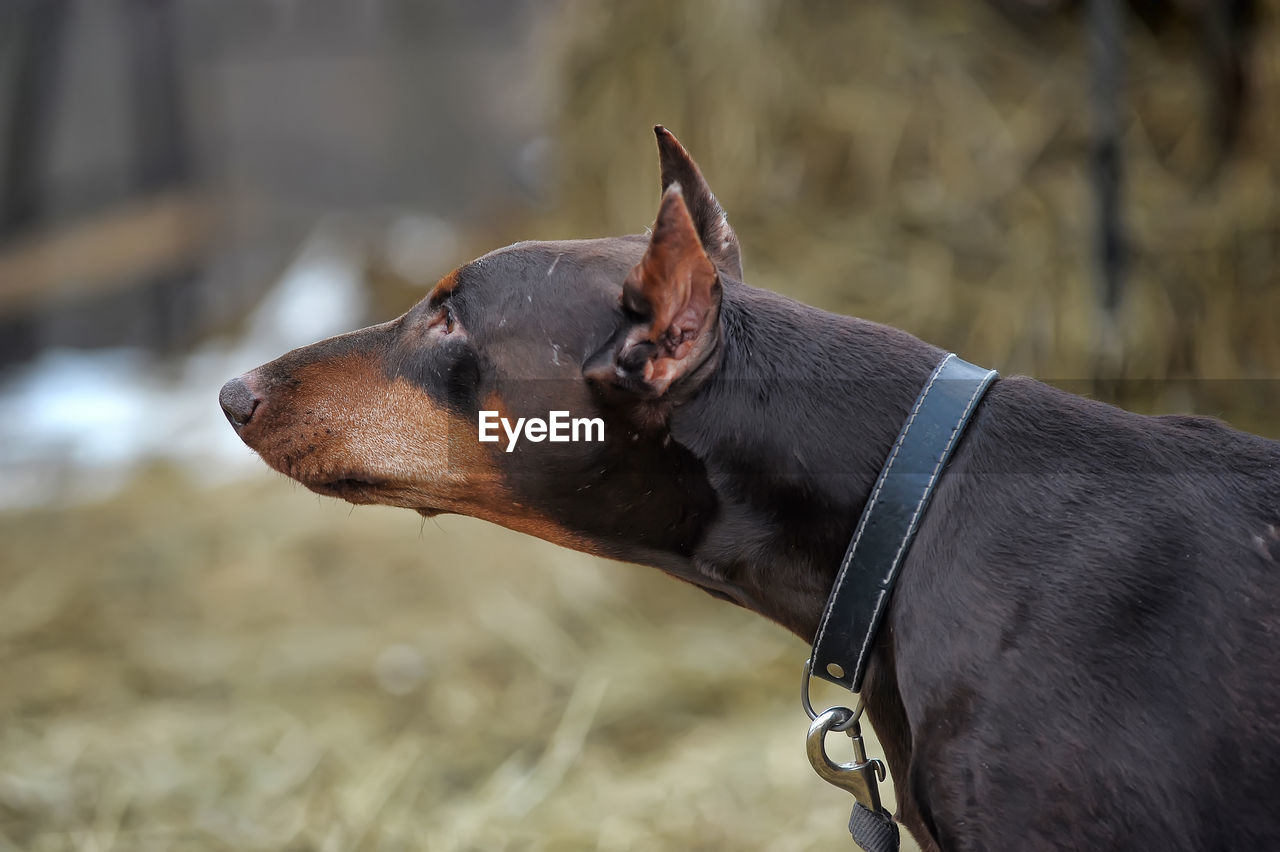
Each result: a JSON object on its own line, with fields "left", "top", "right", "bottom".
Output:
{"left": 221, "top": 127, "right": 1280, "bottom": 851}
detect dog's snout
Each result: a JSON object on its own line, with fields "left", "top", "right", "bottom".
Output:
{"left": 219, "top": 376, "right": 260, "bottom": 429}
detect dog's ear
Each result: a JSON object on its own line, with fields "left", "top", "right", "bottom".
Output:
{"left": 584, "top": 184, "right": 721, "bottom": 399}
{"left": 654, "top": 126, "right": 742, "bottom": 281}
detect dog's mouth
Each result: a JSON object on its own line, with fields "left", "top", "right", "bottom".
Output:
{"left": 304, "top": 473, "right": 445, "bottom": 517}
{"left": 306, "top": 474, "right": 386, "bottom": 502}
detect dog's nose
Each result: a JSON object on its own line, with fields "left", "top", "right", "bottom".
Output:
{"left": 219, "top": 376, "right": 260, "bottom": 429}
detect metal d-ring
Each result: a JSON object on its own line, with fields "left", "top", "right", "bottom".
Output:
{"left": 801, "top": 659, "right": 863, "bottom": 731}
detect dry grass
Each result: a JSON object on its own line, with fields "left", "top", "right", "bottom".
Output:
{"left": 0, "top": 470, "right": 907, "bottom": 851}
{"left": 540, "top": 0, "right": 1280, "bottom": 390}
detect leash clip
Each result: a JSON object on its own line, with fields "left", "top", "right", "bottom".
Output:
{"left": 806, "top": 706, "right": 886, "bottom": 813}
{"left": 804, "top": 650, "right": 899, "bottom": 849}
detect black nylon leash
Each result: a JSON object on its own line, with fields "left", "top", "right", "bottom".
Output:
{"left": 802, "top": 353, "right": 997, "bottom": 851}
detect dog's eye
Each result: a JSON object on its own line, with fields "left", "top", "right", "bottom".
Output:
{"left": 428, "top": 304, "right": 457, "bottom": 335}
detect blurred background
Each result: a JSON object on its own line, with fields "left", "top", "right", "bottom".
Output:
{"left": 0, "top": 0, "right": 1276, "bottom": 849}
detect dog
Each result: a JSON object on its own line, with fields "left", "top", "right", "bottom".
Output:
{"left": 220, "top": 127, "right": 1280, "bottom": 851}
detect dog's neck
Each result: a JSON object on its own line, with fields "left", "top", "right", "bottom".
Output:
{"left": 668, "top": 281, "right": 943, "bottom": 834}
{"left": 674, "top": 281, "right": 943, "bottom": 638}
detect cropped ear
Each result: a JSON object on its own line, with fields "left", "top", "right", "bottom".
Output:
{"left": 654, "top": 126, "right": 742, "bottom": 281}
{"left": 584, "top": 185, "right": 722, "bottom": 398}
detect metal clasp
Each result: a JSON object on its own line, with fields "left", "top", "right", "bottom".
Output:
{"left": 806, "top": 706, "right": 887, "bottom": 813}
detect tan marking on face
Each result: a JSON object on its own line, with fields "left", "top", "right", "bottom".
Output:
{"left": 480, "top": 390, "right": 511, "bottom": 422}
{"left": 427, "top": 267, "right": 462, "bottom": 301}
{"left": 250, "top": 353, "right": 494, "bottom": 511}
{"left": 248, "top": 353, "right": 606, "bottom": 557}
{"left": 467, "top": 505, "right": 600, "bottom": 556}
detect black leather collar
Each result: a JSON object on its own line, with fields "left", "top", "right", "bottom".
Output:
{"left": 810, "top": 353, "right": 998, "bottom": 692}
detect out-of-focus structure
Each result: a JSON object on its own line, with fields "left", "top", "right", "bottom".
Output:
{"left": 0, "top": 0, "right": 550, "bottom": 365}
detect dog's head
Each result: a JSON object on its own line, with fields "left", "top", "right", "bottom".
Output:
{"left": 220, "top": 128, "right": 742, "bottom": 563}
